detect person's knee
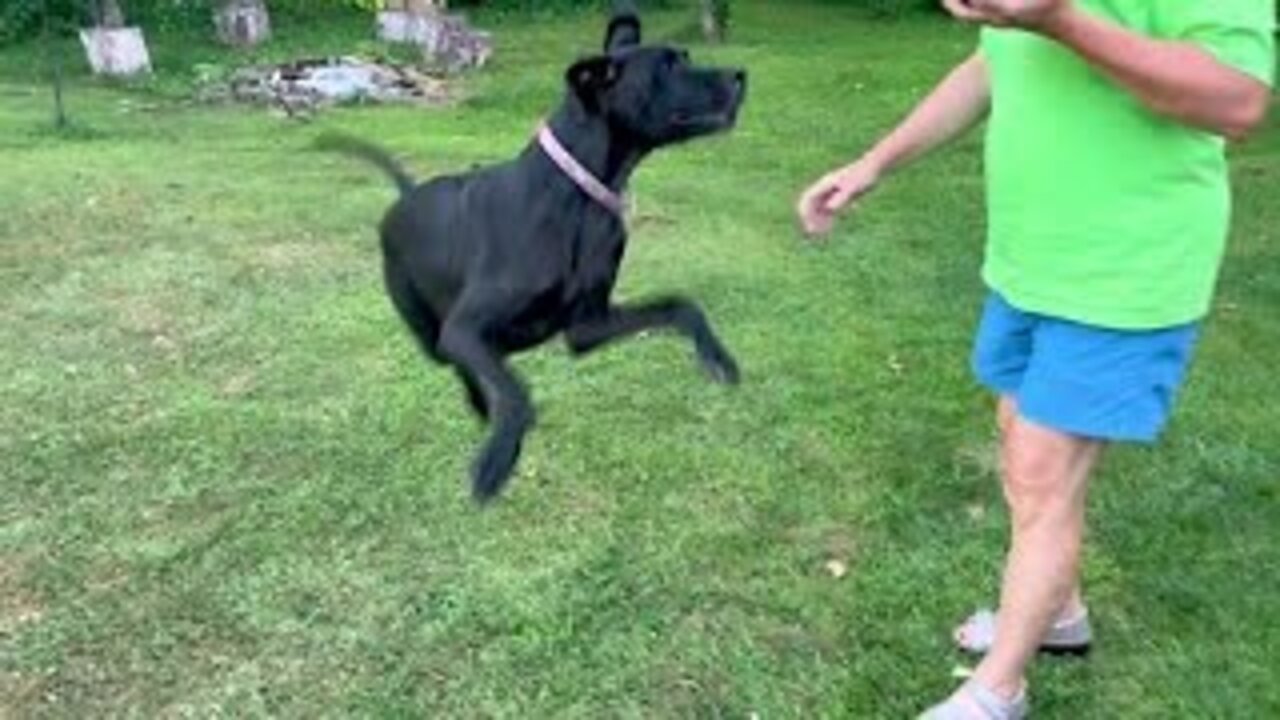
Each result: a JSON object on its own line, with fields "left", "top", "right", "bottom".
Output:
{"left": 1004, "top": 474, "right": 1073, "bottom": 533}
{"left": 1001, "top": 428, "right": 1088, "bottom": 530}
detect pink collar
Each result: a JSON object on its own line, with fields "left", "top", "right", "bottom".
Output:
{"left": 537, "top": 123, "right": 627, "bottom": 218}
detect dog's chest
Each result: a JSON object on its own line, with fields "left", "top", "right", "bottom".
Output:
{"left": 489, "top": 225, "right": 625, "bottom": 353}
{"left": 497, "top": 284, "right": 574, "bottom": 352}
{"left": 564, "top": 225, "right": 626, "bottom": 303}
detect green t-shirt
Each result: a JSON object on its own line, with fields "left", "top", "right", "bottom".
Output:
{"left": 980, "top": 0, "right": 1276, "bottom": 329}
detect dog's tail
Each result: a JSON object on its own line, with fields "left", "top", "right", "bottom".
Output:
{"left": 315, "top": 132, "right": 417, "bottom": 196}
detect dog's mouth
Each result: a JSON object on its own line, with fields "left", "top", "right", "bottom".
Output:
{"left": 670, "top": 72, "right": 746, "bottom": 132}
{"left": 672, "top": 110, "right": 735, "bottom": 128}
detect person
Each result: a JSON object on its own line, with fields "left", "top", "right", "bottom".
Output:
{"left": 796, "top": 0, "right": 1275, "bottom": 717}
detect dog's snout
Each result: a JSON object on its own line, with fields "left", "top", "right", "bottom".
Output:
{"left": 730, "top": 70, "right": 748, "bottom": 98}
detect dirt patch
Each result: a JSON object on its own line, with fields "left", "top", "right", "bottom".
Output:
{"left": 0, "top": 670, "right": 47, "bottom": 717}
{"left": 239, "top": 238, "right": 355, "bottom": 274}
{"left": 218, "top": 370, "right": 258, "bottom": 399}
{"left": 106, "top": 294, "right": 175, "bottom": 338}
{"left": 252, "top": 241, "right": 316, "bottom": 271}
{"left": 0, "top": 554, "right": 45, "bottom": 637}
{"left": 781, "top": 523, "right": 860, "bottom": 577}
{"left": 98, "top": 290, "right": 187, "bottom": 362}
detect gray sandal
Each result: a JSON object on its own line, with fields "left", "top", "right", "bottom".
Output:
{"left": 955, "top": 608, "right": 1092, "bottom": 657}
{"left": 920, "top": 679, "right": 1028, "bottom": 720}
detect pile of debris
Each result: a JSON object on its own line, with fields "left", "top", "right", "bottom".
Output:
{"left": 200, "top": 56, "right": 454, "bottom": 116}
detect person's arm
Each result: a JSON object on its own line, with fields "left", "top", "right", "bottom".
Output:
{"left": 1042, "top": 11, "right": 1271, "bottom": 140}
{"left": 857, "top": 52, "right": 992, "bottom": 180}
{"left": 946, "top": 0, "right": 1273, "bottom": 141}
{"left": 797, "top": 52, "right": 990, "bottom": 237}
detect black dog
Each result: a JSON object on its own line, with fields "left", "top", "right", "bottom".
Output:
{"left": 323, "top": 4, "right": 747, "bottom": 502}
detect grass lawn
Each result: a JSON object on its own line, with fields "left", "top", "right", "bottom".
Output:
{"left": 2, "top": 2, "right": 1278, "bottom": 717}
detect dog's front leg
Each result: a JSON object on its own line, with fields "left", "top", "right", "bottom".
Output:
{"left": 438, "top": 304, "right": 536, "bottom": 502}
{"left": 565, "top": 297, "right": 740, "bottom": 385}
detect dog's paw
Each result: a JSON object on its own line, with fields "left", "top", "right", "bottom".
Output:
{"left": 698, "top": 344, "right": 741, "bottom": 386}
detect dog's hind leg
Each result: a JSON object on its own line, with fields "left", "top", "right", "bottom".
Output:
{"left": 565, "top": 297, "right": 741, "bottom": 385}
{"left": 437, "top": 294, "right": 537, "bottom": 502}
{"left": 383, "top": 261, "right": 489, "bottom": 419}
{"left": 384, "top": 261, "right": 442, "bottom": 356}
{"left": 455, "top": 369, "right": 489, "bottom": 421}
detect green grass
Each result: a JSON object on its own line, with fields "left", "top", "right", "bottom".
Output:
{"left": 3, "top": 3, "right": 1279, "bottom": 717}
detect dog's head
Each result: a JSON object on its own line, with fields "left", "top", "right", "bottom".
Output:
{"left": 565, "top": 3, "right": 747, "bottom": 148}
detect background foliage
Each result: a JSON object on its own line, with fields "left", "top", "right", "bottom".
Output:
{"left": 1, "top": 0, "right": 948, "bottom": 46}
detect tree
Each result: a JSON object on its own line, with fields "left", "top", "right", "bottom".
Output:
{"left": 700, "top": 0, "right": 729, "bottom": 43}
{"left": 41, "top": 0, "right": 68, "bottom": 128}
{"left": 377, "top": 0, "right": 489, "bottom": 71}
{"left": 378, "top": 0, "right": 444, "bottom": 44}
{"left": 408, "top": 0, "right": 444, "bottom": 13}
{"left": 215, "top": 0, "right": 272, "bottom": 47}
{"left": 92, "top": 0, "right": 125, "bottom": 29}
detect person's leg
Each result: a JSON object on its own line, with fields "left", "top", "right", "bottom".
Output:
{"left": 971, "top": 413, "right": 1104, "bottom": 700}
{"left": 977, "top": 315, "right": 1203, "bottom": 671}
{"left": 998, "top": 396, "right": 1088, "bottom": 621}
{"left": 928, "top": 295, "right": 1201, "bottom": 717}
{"left": 953, "top": 396, "right": 1091, "bottom": 656}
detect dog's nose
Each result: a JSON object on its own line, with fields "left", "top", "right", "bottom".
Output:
{"left": 732, "top": 70, "right": 747, "bottom": 97}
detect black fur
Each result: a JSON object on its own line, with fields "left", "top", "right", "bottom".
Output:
{"left": 322, "top": 3, "right": 748, "bottom": 503}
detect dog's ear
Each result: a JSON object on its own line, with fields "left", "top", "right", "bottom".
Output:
{"left": 604, "top": 2, "right": 642, "bottom": 52}
{"left": 566, "top": 55, "right": 620, "bottom": 109}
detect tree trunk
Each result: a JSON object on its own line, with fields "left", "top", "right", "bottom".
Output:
{"left": 96, "top": 0, "right": 126, "bottom": 29}
{"left": 376, "top": 0, "right": 490, "bottom": 72}
{"left": 700, "top": 0, "right": 728, "bottom": 43}
{"left": 407, "top": 0, "right": 444, "bottom": 13}
{"left": 42, "top": 0, "right": 68, "bottom": 128}
{"left": 377, "top": 0, "right": 443, "bottom": 44}
{"left": 215, "top": 0, "right": 272, "bottom": 48}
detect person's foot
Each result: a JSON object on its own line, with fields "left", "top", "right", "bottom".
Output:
{"left": 919, "top": 679, "right": 1028, "bottom": 719}
{"left": 954, "top": 606, "right": 1092, "bottom": 656}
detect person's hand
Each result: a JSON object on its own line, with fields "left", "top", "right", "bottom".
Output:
{"left": 796, "top": 158, "right": 882, "bottom": 238}
{"left": 942, "top": 0, "right": 1073, "bottom": 32}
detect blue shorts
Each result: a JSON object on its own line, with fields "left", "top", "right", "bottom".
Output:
{"left": 972, "top": 293, "right": 1201, "bottom": 443}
